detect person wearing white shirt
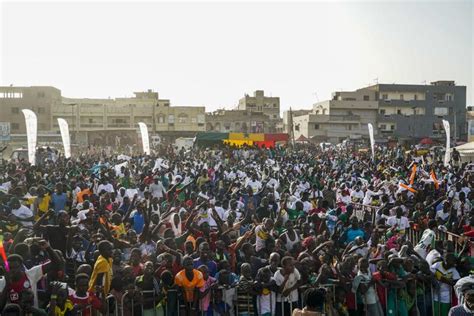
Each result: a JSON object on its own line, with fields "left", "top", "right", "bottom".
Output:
{"left": 431, "top": 253, "right": 460, "bottom": 310}
{"left": 10, "top": 198, "right": 34, "bottom": 227}
{"left": 414, "top": 220, "right": 437, "bottom": 257}
{"left": 97, "top": 179, "right": 114, "bottom": 194}
{"left": 274, "top": 256, "right": 301, "bottom": 315}
{"left": 149, "top": 177, "right": 165, "bottom": 199}
{"left": 246, "top": 175, "right": 262, "bottom": 194}
{"left": 350, "top": 186, "right": 364, "bottom": 203}
{"left": 386, "top": 208, "right": 410, "bottom": 233}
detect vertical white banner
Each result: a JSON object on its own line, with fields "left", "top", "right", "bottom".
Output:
{"left": 138, "top": 122, "right": 150, "bottom": 155}
{"left": 57, "top": 118, "right": 71, "bottom": 158}
{"left": 368, "top": 123, "right": 375, "bottom": 160}
{"left": 442, "top": 119, "right": 450, "bottom": 166}
{"left": 22, "top": 109, "right": 38, "bottom": 165}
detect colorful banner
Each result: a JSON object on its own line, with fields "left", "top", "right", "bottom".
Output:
{"left": 57, "top": 118, "right": 71, "bottom": 158}
{"left": 138, "top": 122, "right": 150, "bottom": 155}
{"left": 368, "top": 123, "right": 375, "bottom": 160}
{"left": 442, "top": 119, "right": 450, "bottom": 166}
{"left": 22, "top": 109, "right": 37, "bottom": 165}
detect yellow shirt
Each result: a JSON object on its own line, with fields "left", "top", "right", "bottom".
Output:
{"left": 89, "top": 255, "right": 113, "bottom": 295}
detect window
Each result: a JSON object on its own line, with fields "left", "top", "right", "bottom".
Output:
{"left": 178, "top": 114, "right": 187, "bottom": 123}
{"left": 363, "top": 95, "right": 370, "bottom": 101}
{"left": 379, "top": 109, "right": 386, "bottom": 115}
{"left": 11, "top": 123, "right": 19, "bottom": 130}
{"left": 391, "top": 125, "right": 395, "bottom": 130}
{"left": 112, "top": 118, "right": 127, "bottom": 124}
{"left": 397, "top": 109, "right": 402, "bottom": 115}
{"left": 168, "top": 115, "right": 175, "bottom": 124}
{"left": 446, "top": 94, "right": 453, "bottom": 101}
{"left": 295, "top": 124, "right": 300, "bottom": 131}
{"left": 434, "top": 107, "right": 448, "bottom": 116}
{"left": 314, "top": 124, "right": 319, "bottom": 130}
{"left": 400, "top": 94, "right": 404, "bottom": 100}
{"left": 197, "top": 114, "right": 205, "bottom": 124}
{"left": 382, "top": 94, "right": 388, "bottom": 100}
{"left": 414, "top": 94, "right": 418, "bottom": 100}
{"left": 11, "top": 107, "right": 19, "bottom": 114}
{"left": 381, "top": 124, "right": 386, "bottom": 130}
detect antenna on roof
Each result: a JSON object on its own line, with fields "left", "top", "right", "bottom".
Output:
{"left": 422, "top": 80, "right": 427, "bottom": 85}
{"left": 374, "top": 78, "right": 378, "bottom": 84}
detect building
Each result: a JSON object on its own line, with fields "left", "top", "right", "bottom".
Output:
{"left": 0, "top": 86, "right": 62, "bottom": 143}
{"left": 206, "top": 109, "right": 280, "bottom": 133}
{"left": 205, "top": 90, "right": 283, "bottom": 133}
{"left": 0, "top": 86, "right": 206, "bottom": 146}
{"left": 371, "top": 81, "right": 466, "bottom": 142}
{"left": 285, "top": 89, "right": 379, "bottom": 143}
{"left": 285, "top": 80, "right": 467, "bottom": 144}
{"left": 237, "top": 90, "right": 280, "bottom": 121}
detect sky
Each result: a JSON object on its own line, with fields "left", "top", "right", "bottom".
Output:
{"left": 1, "top": 0, "right": 473, "bottom": 113}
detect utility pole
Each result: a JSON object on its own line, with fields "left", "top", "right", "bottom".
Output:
{"left": 289, "top": 107, "right": 295, "bottom": 148}
{"left": 454, "top": 110, "right": 457, "bottom": 144}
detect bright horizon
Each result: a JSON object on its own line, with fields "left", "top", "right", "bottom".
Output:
{"left": 1, "top": 1, "right": 473, "bottom": 113}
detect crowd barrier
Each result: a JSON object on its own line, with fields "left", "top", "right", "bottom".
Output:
{"left": 352, "top": 203, "right": 377, "bottom": 224}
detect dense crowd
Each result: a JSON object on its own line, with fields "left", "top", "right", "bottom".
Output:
{"left": 0, "top": 142, "right": 473, "bottom": 316}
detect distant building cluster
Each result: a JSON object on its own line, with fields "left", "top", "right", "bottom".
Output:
{"left": 0, "top": 80, "right": 468, "bottom": 146}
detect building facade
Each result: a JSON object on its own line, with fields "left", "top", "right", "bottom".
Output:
{"left": 237, "top": 90, "right": 280, "bottom": 120}
{"left": 0, "top": 86, "right": 206, "bottom": 146}
{"left": 206, "top": 109, "right": 280, "bottom": 133}
{"left": 285, "top": 81, "right": 467, "bottom": 144}
{"left": 371, "top": 81, "right": 466, "bottom": 141}
{"left": 286, "top": 89, "right": 379, "bottom": 143}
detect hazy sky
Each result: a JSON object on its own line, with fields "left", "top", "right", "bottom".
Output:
{"left": 1, "top": 1, "right": 473, "bottom": 113}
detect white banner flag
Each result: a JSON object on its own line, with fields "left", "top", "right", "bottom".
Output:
{"left": 138, "top": 122, "right": 150, "bottom": 155}
{"left": 368, "top": 123, "right": 375, "bottom": 160}
{"left": 57, "top": 118, "right": 71, "bottom": 158}
{"left": 22, "top": 109, "right": 37, "bottom": 165}
{"left": 442, "top": 119, "right": 450, "bottom": 166}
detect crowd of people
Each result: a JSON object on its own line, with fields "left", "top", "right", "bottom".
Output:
{"left": 0, "top": 142, "right": 472, "bottom": 316}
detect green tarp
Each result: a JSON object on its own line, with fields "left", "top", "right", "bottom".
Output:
{"left": 195, "top": 132, "right": 229, "bottom": 141}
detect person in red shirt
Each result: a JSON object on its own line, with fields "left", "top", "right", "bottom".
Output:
{"left": 69, "top": 273, "right": 103, "bottom": 316}
{"left": 372, "top": 259, "right": 403, "bottom": 311}
{"left": 129, "top": 248, "right": 144, "bottom": 277}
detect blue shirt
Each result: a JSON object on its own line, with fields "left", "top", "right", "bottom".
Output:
{"left": 132, "top": 211, "right": 145, "bottom": 234}
{"left": 193, "top": 258, "right": 218, "bottom": 277}
{"left": 346, "top": 228, "right": 365, "bottom": 243}
{"left": 52, "top": 192, "right": 67, "bottom": 213}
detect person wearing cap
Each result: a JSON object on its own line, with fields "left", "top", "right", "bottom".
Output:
{"left": 448, "top": 282, "right": 474, "bottom": 316}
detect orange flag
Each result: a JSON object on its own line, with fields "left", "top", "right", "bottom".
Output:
{"left": 400, "top": 183, "right": 418, "bottom": 193}
{"left": 430, "top": 170, "right": 439, "bottom": 190}
{"left": 409, "top": 164, "right": 417, "bottom": 185}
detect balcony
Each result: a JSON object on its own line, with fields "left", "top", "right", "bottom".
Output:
{"left": 80, "top": 123, "right": 104, "bottom": 128}
{"left": 107, "top": 123, "right": 130, "bottom": 128}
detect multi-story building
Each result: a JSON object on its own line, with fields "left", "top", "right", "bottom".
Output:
{"left": 0, "top": 86, "right": 206, "bottom": 146}
{"left": 371, "top": 81, "right": 466, "bottom": 141}
{"left": 285, "top": 81, "right": 467, "bottom": 144}
{"left": 285, "top": 89, "right": 379, "bottom": 143}
{"left": 205, "top": 90, "right": 283, "bottom": 133}
{"left": 237, "top": 90, "right": 280, "bottom": 121}
{"left": 0, "top": 86, "right": 62, "bottom": 142}
{"left": 206, "top": 109, "right": 280, "bottom": 133}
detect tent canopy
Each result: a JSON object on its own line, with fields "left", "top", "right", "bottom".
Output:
{"left": 455, "top": 142, "right": 474, "bottom": 154}
{"left": 296, "top": 135, "right": 309, "bottom": 142}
